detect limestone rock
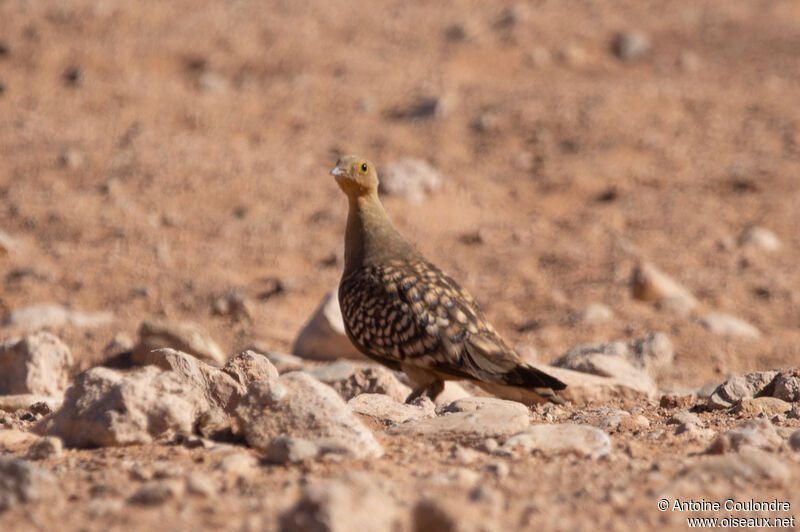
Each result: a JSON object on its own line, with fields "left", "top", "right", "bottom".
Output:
{"left": 133, "top": 317, "right": 225, "bottom": 365}
{"left": 553, "top": 332, "right": 673, "bottom": 381}
{"left": 700, "top": 313, "right": 760, "bottom": 339}
{"left": 302, "top": 362, "right": 410, "bottom": 402}
{"left": 0, "top": 458, "right": 57, "bottom": 511}
{"left": 222, "top": 350, "right": 279, "bottom": 387}
{"left": 4, "top": 303, "right": 112, "bottom": 332}
{"left": 732, "top": 397, "right": 792, "bottom": 417}
{"left": 388, "top": 397, "right": 529, "bottom": 442}
{"left": 235, "top": 372, "right": 383, "bottom": 460}
{"left": 0, "top": 332, "right": 73, "bottom": 397}
{"left": 292, "top": 290, "right": 365, "bottom": 361}
{"left": 706, "top": 371, "right": 778, "bottom": 410}
{"left": 536, "top": 364, "right": 657, "bottom": 403}
{"left": 280, "top": 473, "right": 400, "bottom": 532}
{"left": 146, "top": 348, "right": 249, "bottom": 416}
{"left": 379, "top": 158, "right": 443, "bottom": 204}
{"left": 771, "top": 369, "right": 800, "bottom": 402}
{"left": 348, "top": 394, "right": 435, "bottom": 427}
{"left": 706, "top": 419, "right": 784, "bottom": 454}
{"left": 38, "top": 366, "right": 208, "bottom": 447}
{"left": 503, "top": 423, "right": 611, "bottom": 458}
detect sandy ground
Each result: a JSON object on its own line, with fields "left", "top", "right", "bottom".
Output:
{"left": 1, "top": 0, "right": 799, "bottom": 530}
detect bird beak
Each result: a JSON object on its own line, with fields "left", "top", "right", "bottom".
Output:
{"left": 330, "top": 167, "right": 345, "bottom": 177}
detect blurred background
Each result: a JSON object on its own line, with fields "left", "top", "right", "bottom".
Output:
{"left": 1, "top": 0, "right": 798, "bottom": 390}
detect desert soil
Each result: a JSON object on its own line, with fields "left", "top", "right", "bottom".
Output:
{"left": 1, "top": 0, "right": 799, "bottom": 530}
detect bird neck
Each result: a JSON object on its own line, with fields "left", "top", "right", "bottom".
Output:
{"left": 343, "top": 192, "right": 416, "bottom": 276}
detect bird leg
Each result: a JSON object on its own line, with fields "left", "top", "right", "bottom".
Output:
{"left": 402, "top": 364, "right": 445, "bottom": 403}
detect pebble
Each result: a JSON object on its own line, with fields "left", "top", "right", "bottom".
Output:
{"left": 612, "top": 31, "right": 651, "bottom": 61}
{"left": 699, "top": 313, "right": 761, "bottom": 339}
{"left": 738, "top": 226, "right": 780, "bottom": 251}
{"left": 573, "top": 303, "right": 614, "bottom": 325}
{"left": 280, "top": 474, "right": 399, "bottom": 532}
{"left": 26, "top": 436, "right": 63, "bottom": 460}
{"left": 732, "top": 397, "right": 792, "bottom": 417}
{"left": 133, "top": 317, "right": 226, "bottom": 365}
{"left": 630, "top": 262, "right": 697, "bottom": 312}
{"left": 378, "top": 158, "right": 443, "bottom": 203}
{"left": 706, "top": 370, "right": 777, "bottom": 410}
{"left": 217, "top": 453, "right": 259, "bottom": 478}
{"left": 503, "top": 423, "right": 611, "bottom": 459}
{"left": 348, "top": 393, "right": 434, "bottom": 427}
{"left": 5, "top": 303, "right": 112, "bottom": 331}
{"left": 389, "top": 397, "right": 529, "bottom": 443}
{"left": 706, "top": 419, "right": 784, "bottom": 454}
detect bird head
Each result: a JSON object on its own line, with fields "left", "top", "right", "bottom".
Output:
{"left": 330, "top": 155, "right": 379, "bottom": 197}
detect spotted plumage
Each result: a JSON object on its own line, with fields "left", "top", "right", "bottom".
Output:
{"left": 331, "top": 155, "right": 566, "bottom": 404}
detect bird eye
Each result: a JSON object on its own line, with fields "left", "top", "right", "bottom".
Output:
{"left": 360, "top": 163, "right": 368, "bottom": 172}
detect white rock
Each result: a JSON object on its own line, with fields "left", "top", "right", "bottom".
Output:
{"left": 388, "top": 397, "right": 529, "bottom": 442}
{"left": 280, "top": 473, "right": 400, "bottom": 532}
{"left": 185, "top": 472, "right": 216, "bottom": 497}
{"left": 503, "top": 423, "right": 611, "bottom": 458}
{"left": 706, "top": 419, "right": 784, "bottom": 454}
{"left": 699, "top": 313, "right": 760, "bottom": 339}
{"left": 235, "top": 372, "right": 383, "bottom": 460}
{"left": 573, "top": 303, "right": 613, "bottom": 325}
{"left": 133, "top": 317, "right": 226, "bottom": 365}
{"left": 292, "top": 290, "right": 365, "bottom": 361}
{"left": 38, "top": 365, "right": 209, "bottom": 447}
{"left": 217, "top": 453, "right": 258, "bottom": 478}
{"left": 0, "top": 332, "right": 73, "bottom": 396}
{"left": 0, "top": 458, "right": 57, "bottom": 511}
{"left": 4, "top": 303, "right": 112, "bottom": 331}
{"left": 379, "top": 158, "right": 443, "bottom": 203}
{"left": 348, "top": 394, "right": 435, "bottom": 427}
{"left": 738, "top": 227, "right": 780, "bottom": 251}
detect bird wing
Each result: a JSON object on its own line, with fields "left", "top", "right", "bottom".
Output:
{"left": 340, "top": 259, "right": 564, "bottom": 391}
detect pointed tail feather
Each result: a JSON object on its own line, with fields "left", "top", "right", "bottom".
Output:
{"left": 473, "top": 380, "right": 565, "bottom": 406}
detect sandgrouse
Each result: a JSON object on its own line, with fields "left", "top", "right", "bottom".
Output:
{"left": 332, "top": 156, "right": 566, "bottom": 405}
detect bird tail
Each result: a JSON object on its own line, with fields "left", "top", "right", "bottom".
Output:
{"left": 472, "top": 379, "right": 565, "bottom": 406}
